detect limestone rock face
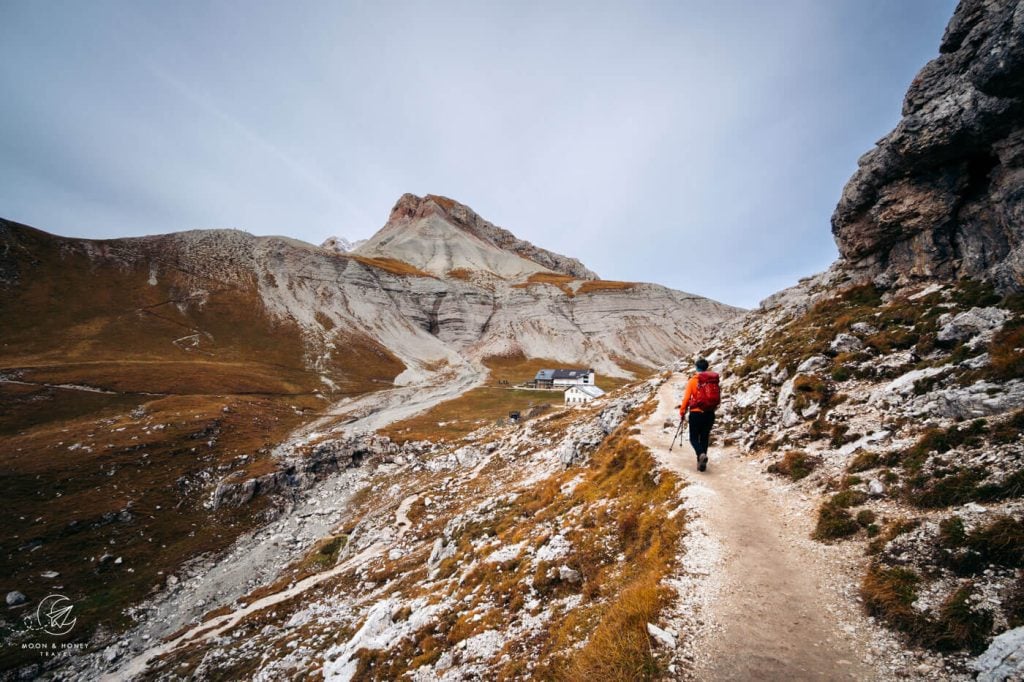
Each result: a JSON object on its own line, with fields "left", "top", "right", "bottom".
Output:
{"left": 832, "top": 0, "right": 1024, "bottom": 291}
{"left": 0, "top": 194, "right": 743, "bottom": 387}
{"left": 356, "top": 194, "right": 599, "bottom": 280}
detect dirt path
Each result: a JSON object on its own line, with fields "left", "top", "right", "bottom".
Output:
{"left": 288, "top": 361, "right": 486, "bottom": 441}
{"left": 639, "top": 376, "right": 884, "bottom": 681}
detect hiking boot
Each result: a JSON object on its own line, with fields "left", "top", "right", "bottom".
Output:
{"left": 698, "top": 453, "right": 708, "bottom": 472}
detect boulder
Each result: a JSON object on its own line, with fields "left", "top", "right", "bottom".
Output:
{"left": 970, "top": 626, "right": 1024, "bottom": 682}
{"left": 936, "top": 307, "right": 1009, "bottom": 343}
{"left": 733, "top": 383, "right": 765, "bottom": 409}
{"left": 850, "top": 322, "right": 879, "bottom": 336}
{"left": 558, "top": 565, "right": 582, "bottom": 584}
{"left": 830, "top": 333, "right": 864, "bottom": 354}
{"left": 6, "top": 591, "right": 27, "bottom": 606}
{"left": 646, "top": 622, "right": 677, "bottom": 649}
{"left": 907, "top": 379, "right": 1024, "bottom": 418}
{"left": 797, "top": 355, "right": 831, "bottom": 374}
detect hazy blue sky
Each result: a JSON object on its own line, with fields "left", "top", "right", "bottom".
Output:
{"left": 0, "top": 0, "right": 957, "bottom": 307}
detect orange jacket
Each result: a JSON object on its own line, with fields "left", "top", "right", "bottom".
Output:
{"left": 680, "top": 375, "right": 703, "bottom": 416}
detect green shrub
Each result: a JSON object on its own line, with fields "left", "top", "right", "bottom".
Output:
{"left": 767, "top": 450, "right": 821, "bottom": 481}
{"left": 966, "top": 516, "right": 1024, "bottom": 568}
{"left": 989, "top": 319, "right": 1024, "bottom": 381}
{"left": 863, "top": 567, "right": 993, "bottom": 654}
{"left": 862, "top": 566, "right": 921, "bottom": 632}
{"left": 938, "top": 516, "right": 966, "bottom": 547}
{"left": 831, "top": 365, "right": 852, "bottom": 382}
{"left": 991, "top": 409, "right": 1024, "bottom": 444}
{"left": 856, "top": 509, "right": 877, "bottom": 527}
{"left": 903, "top": 420, "right": 987, "bottom": 469}
{"left": 932, "top": 584, "right": 993, "bottom": 654}
{"left": 848, "top": 450, "right": 882, "bottom": 473}
{"left": 830, "top": 489, "right": 868, "bottom": 508}
{"left": 1006, "top": 572, "right": 1024, "bottom": 628}
{"left": 952, "top": 278, "right": 1001, "bottom": 308}
{"left": 814, "top": 504, "right": 860, "bottom": 541}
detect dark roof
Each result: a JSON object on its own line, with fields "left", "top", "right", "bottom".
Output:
{"left": 534, "top": 368, "right": 594, "bottom": 380}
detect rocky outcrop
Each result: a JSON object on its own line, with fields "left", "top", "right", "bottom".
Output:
{"left": 357, "top": 193, "right": 599, "bottom": 280}
{"left": 209, "top": 435, "right": 396, "bottom": 509}
{"left": 320, "top": 236, "right": 365, "bottom": 254}
{"left": 832, "top": 0, "right": 1024, "bottom": 292}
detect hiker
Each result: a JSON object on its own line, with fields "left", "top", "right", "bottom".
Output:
{"left": 679, "top": 358, "right": 720, "bottom": 471}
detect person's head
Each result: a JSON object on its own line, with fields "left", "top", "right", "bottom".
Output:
{"left": 695, "top": 358, "right": 710, "bottom": 372}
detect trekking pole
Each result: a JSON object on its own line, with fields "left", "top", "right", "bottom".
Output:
{"left": 668, "top": 418, "right": 685, "bottom": 452}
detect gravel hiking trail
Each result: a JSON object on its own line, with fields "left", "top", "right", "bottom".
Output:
{"left": 640, "top": 376, "right": 885, "bottom": 681}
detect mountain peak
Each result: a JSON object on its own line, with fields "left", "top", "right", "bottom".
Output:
{"left": 356, "top": 193, "right": 599, "bottom": 280}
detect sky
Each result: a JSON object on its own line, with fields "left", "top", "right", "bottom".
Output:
{"left": 0, "top": 0, "right": 958, "bottom": 308}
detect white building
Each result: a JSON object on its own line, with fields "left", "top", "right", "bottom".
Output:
{"left": 535, "top": 368, "right": 596, "bottom": 388}
{"left": 564, "top": 385, "right": 606, "bottom": 405}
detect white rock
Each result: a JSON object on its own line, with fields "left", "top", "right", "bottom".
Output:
{"left": 428, "top": 538, "right": 455, "bottom": 568}
{"left": 870, "top": 366, "right": 949, "bottom": 405}
{"left": 970, "top": 625, "right": 1024, "bottom": 681}
{"left": 907, "top": 379, "right": 1024, "bottom": 418}
{"left": 435, "top": 651, "right": 454, "bottom": 671}
{"left": 830, "top": 333, "right": 864, "bottom": 353}
{"left": 484, "top": 542, "right": 525, "bottom": 564}
{"left": 558, "top": 565, "right": 582, "bottom": 584}
{"left": 733, "top": 383, "right": 764, "bottom": 409}
{"left": 797, "top": 355, "right": 831, "bottom": 374}
{"left": 937, "top": 307, "right": 1009, "bottom": 344}
{"left": 776, "top": 378, "right": 795, "bottom": 409}
{"left": 868, "top": 479, "right": 885, "bottom": 497}
{"left": 962, "top": 353, "right": 992, "bottom": 369}
{"left": 850, "top": 322, "right": 879, "bottom": 336}
{"left": 647, "top": 622, "right": 677, "bottom": 648}
{"left": 5, "top": 591, "right": 26, "bottom": 606}
{"left": 536, "top": 534, "right": 572, "bottom": 562}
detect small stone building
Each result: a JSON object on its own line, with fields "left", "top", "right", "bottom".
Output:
{"left": 564, "top": 385, "right": 606, "bottom": 405}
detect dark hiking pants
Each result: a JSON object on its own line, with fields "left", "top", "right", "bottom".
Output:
{"left": 688, "top": 410, "right": 715, "bottom": 457}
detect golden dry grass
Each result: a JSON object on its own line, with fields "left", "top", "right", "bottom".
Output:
{"left": 576, "top": 279, "right": 638, "bottom": 294}
{"left": 512, "top": 271, "right": 577, "bottom": 297}
{"left": 610, "top": 354, "right": 657, "bottom": 379}
{"left": 348, "top": 254, "right": 435, "bottom": 278}
{"left": 445, "top": 267, "right": 474, "bottom": 280}
{"left": 381, "top": 355, "right": 635, "bottom": 442}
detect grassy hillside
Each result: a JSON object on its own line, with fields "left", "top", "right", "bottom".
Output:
{"left": 381, "top": 354, "right": 643, "bottom": 443}
{"left": 0, "top": 222, "right": 404, "bottom": 671}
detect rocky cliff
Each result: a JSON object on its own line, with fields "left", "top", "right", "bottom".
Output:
{"left": 832, "top": 0, "right": 1024, "bottom": 291}
{"left": 711, "top": 2, "right": 1024, "bottom": 671}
